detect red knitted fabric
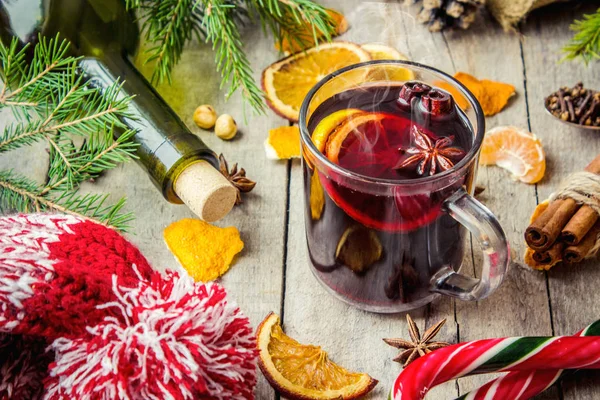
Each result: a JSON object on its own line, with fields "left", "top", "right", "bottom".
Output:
{"left": 0, "top": 214, "right": 257, "bottom": 400}
{"left": 16, "top": 220, "right": 156, "bottom": 339}
{"left": 0, "top": 334, "right": 50, "bottom": 400}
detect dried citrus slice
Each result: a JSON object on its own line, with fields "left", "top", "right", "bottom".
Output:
{"left": 275, "top": 9, "right": 349, "bottom": 54}
{"left": 480, "top": 126, "right": 545, "bottom": 184}
{"left": 312, "top": 108, "right": 365, "bottom": 152}
{"left": 257, "top": 312, "right": 377, "bottom": 400}
{"left": 262, "top": 42, "right": 371, "bottom": 122}
{"left": 361, "top": 43, "right": 408, "bottom": 60}
{"left": 360, "top": 43, "right": 414, "bottom": 82}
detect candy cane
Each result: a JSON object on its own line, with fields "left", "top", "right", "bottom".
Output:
{"left": 453, "top": 320, "right": 600, "bottom": 400}
{"left": 391, "top": 334, "right": 600, "bottom": 399}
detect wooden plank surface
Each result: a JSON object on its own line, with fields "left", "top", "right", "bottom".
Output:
{"left": 2, "top": 1, "right": 600, "bottom": 399}
{"left": 522, "top": 3, "right": 600, "bottom": 399}
{"left": 439, "top": 11, "right": 556, "bottom": 399}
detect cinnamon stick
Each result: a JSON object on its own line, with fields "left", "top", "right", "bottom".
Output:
{"left": 525, "top": 199, "right": 578, "bottom": 251}
{"left": 563, "top": 222, "right": 600, "bottom": 264}
{"left": 532, "top": 242, "right": 564, "bottom": 265}
{"left": 561, "top": 205, "right": 599, "bottom": 245}
{"left": 525, "top": 154, "right": 600, "bottom": 252}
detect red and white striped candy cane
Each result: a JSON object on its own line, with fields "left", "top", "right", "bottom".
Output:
{"left": 453, "top": 320, "right": 600, "bottom": 400}
{"left": 391, "top": 334, "right": 600, "bottom": 400}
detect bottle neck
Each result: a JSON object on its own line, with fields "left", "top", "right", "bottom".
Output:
{"left": 79, "top": 54, "right": 219, "bottom": 202}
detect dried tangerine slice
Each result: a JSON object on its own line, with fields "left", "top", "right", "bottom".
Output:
{"left": 480, "top": 126, "right": 545, "bottom": 184}
{"left": 257, "top": 312, "right": 378, "bottom": 400}
{"left": 262, "top": 42, "right": 371, "bottom": 122}
{"left": 312, "top": 108, "right": 365, "bottom": 152}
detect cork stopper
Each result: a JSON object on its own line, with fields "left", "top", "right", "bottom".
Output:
{"left": 174, "top": 161, "right": 237, "bottom": 222}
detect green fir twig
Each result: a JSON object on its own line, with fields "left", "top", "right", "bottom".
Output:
{"left": 0, "top": 35, "right": 138, "bottom": 231}
{"left": 127, "top": 0, "right": 335, "bottom": 114}
{"left": 563, "top": 8, "right": 600, "bottom": 64}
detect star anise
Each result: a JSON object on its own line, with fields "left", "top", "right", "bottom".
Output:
{"left": 218, "top": 154, "right": 256, "bottom": 205}
{"left": 383, "top": 314, "right": 450, "bottom": 367}
{"left": 395, "top": 126, "right": 465, "bottom": 176}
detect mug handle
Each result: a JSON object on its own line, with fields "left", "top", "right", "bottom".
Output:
{"left": 430, "top": 188, "right": 510, "bottom": 301}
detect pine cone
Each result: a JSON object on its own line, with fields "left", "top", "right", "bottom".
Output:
{"left": 407, "top": 0, "right": 485, "bottom": 32}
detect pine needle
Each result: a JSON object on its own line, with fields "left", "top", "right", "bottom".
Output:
{"left": 563, "top": 8, "right": 600, "bottom": 65}
{"left": 0, "top": 35, "right": 138, "bottom": 231}
{"left": 128, "top": 0, "right": 335, "bottom": 114}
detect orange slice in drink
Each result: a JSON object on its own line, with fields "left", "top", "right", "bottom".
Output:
{"left": 480, "top": 126, "right": 545, "bottom": 184}
{"left": 257, "top": 312, "right": 378, "bottom": 400}
{"left": 311, "top": 108, "right": 365, "bottom": 153}
{"left": 262, "top": 42, "right": 371, "bottom": 122}
{"left": 325, "top": 112, "right": 388, "bottom": 163}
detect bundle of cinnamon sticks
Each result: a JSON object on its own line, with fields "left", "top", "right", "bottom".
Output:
{"left": 524, "top": 155, "right": 600, "bottom": 269}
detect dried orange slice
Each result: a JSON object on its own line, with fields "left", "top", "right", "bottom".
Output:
{"left": 361, "top": 43, "right": 408, "bottom": 61}
{"left": 257, "top": 312, "right": 378, "bottom": 400}
{"left": 262, "top": 42, "right": 371, "bottom": 122}
{"left": 480, "top": 126, "right": 545, "bottom": 184}
{"left": 360, "top": 44, "right": 414, "bottom": 82}
{"left": 275, "top": 9, "right": 349, "bottom": 54}
{"left": 325, "top": 112, "right": 386, "bottom": 163}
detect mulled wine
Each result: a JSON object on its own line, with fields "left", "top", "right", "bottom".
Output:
{"left": 303, "top": 81, "right": 477, "bottom": 312}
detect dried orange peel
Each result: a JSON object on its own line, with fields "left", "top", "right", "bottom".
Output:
{"left": 262, "top": 42, "right": 371, "bottom": 121}
{"left": 480, "top": 126, "right": 545, "bottom": 184}
{"left": 257, "top": 312, "right": 378, "bottom": 400}
{"left": 275, "top": 9, "right": 348, "bottom": 54}
{"left": 436, "top": 72, "right": 516, "bottom": 116}
{"left": 265, "top": 125, "right": 301, "bottom": 159}
{"left": 164, "top": 218, "right": 244, "bottom": 282}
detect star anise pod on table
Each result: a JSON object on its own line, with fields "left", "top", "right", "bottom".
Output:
{"left": 383, "top": 314, "right": 450, "bottom": 367}
{"left": 218, "top": 154, "right": 256, "bottom": 205}
{"left": 395, "top": 126, "right": 465, "bottom": 176}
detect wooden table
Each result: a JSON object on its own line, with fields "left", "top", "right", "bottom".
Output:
{"left": 6, "top": 1, "right": 600, "bottom": 399}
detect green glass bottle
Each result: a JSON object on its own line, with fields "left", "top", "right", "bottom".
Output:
{"left": 0, "top": 0, "right": 236, "bottom": 221}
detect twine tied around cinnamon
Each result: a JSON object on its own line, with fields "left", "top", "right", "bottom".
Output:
{"left": 549, "top": 171, "right": 600, "bottom": 258}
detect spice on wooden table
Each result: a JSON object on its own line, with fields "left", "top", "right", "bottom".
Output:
{"left": 545, "top": 83, "right": 600, "bottom": 127}
{"left": 218, "top": 154, "right": 256, "bottom": 205}
{"left": 383, "top": 314, "right": 449, "bottom": 367}
{"left": 524, "top": 154, "right": 600, "bottom": 269}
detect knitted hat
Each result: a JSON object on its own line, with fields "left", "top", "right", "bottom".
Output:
{"left": 0, "top": 214, "right": 257, "bottom": 400}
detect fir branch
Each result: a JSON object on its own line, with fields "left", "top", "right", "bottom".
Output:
{"left": 563, "top": 8, "right": 600, "bottom": 64}
{"left": 246, "top": 0, "right": 335, "bottom": 54}
{"left": 0, "top": 36, "right": 138, "bottom": 231}
{"left": 199, "top": 0, "right": 265, "bottom": 112}
{"left": 128, "top": 0, "right": 334, "bottom": 114}
{"left": 135, "top": 0, "right": 205, "bottom": 85}
{"left": 0, "top": 170, "right": 133, "bottom": 231}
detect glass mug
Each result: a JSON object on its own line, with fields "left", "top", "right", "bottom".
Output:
{"left": 299, "top": 61, "right": 510, "bottom": 313}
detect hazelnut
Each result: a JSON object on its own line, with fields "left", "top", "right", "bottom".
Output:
{"left": 215, "top": 114, "right": 237, "bottom": 140}
{"left": 193, "top": 105, "right": 217, "bottom": 129}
